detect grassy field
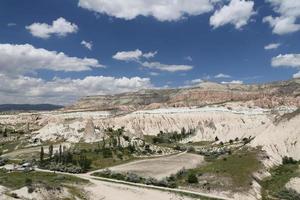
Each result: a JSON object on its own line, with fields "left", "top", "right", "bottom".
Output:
{"left": 0, "top": 170, "right": 88, "bottom": 190}
{"left": 261, "top": 163, "right": 300, "bottom": 200}
{"left": 177, "top": 148, "right": 262, "bottom": 191}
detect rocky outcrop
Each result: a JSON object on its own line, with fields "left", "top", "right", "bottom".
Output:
{"left": 66, "top": 79, "right": 300, "bottom": 112}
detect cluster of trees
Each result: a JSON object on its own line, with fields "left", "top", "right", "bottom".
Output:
{"left": 152, "top": 128, "right": 196, "bottom": 144}
{"left": 282, "top": 156, "right": 298, "bottom": 165}
{"left": 103, "top": 127, "right": 126, "bottom": 149}
{"left": 40, "top": 144, "right": 92, "bottom": 173}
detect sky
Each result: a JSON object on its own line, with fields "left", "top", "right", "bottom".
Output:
{"left": 0, "top": 0, "right": 300, "bottom": 105}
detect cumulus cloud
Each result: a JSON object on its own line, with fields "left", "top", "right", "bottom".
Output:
{"left": 263, "top": 0, "right": 300, "bottom": 35}
{"left": 0, "top": 74, "right": 152, "bottom": 104}
{"left": 210, "top": 0, "right": 255, "bottom": 29}
{"left": 143, "top": 51, "right": 158, "bottom": 59}
{"left": 271, "top": 54, "right": 300, "bottom": 68}
{"left": 184, "top": 78, "right": 203, "bottom": 86}
{"left": 113, "top": 49, "right": 192, "bottom": 72}
{"left": 184, "top": 56, "right": 193, "bottom": 61}
{"left": 214, "top": 73, "right": 231, "bottom": 78}
{"left": 113, "top": 49, "right": 143, "bottom": 61}
{"left": 264, "top": 43, "right": 281, "bottom": 50}
{"left": 112, "top": 49, "right": 157, "bottom": 61}
{"left": 26, "top": 17, "right": 78, "bottom": 39}
{"left": 78, "top": 0, "right": 214, "bottom": 21}
{"left": 293, "top": 71, "right": 300, "bottom": 79}
{"left": 81, "top": 40, "right": 93, "bottom": 50}
{"left": 142, "top": 61, "right": 193, "bottom": 72}
{"left": 0, "top": 43, "right": 103, "bottom": 76}
{"left": 221, "top": 80, "right": 243, "bottom": 84}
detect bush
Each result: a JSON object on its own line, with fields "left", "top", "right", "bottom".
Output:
{"left": 187, "top": 173, "right": 198, "bottom": 184}
{"left": 276, "top": 189, "right": 300, "bottom": 200}
{"left": 145, "top": 177, "right": 158, "bottom": 185}
{"left": 25, "top": 178, "right": 32, "bottom": 186}
{"left": 126, "top": 173, "right": 141, "bottom": 183}
{"left": 187, "top": 146, "right": 195, "bottom": 153}
{"left": 28, "top": 186, "right": 34, "bottom": 193}
{"left": 102, "top": 148, "right": 113, "bottom": 158}
{"left": 282, "top": 156, "right": 298, "bottom": 165}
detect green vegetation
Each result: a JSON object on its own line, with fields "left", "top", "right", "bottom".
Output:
{"left": 187, "top": 173, "right": 198, "bottom": 184}
{"left": 151, "top": 128, "right": 196, "bottom": 144}
{"left": 159, "top": 148, "right": 263, "bottom": 192}
{"left": 261, "top": 158, "right": 300, "bottom": 200}
{"left": 40, "top": 127, "right": 152, "bottom": 172}
{"left": 93, "top": 169, "right": 178, "bottom": 188}
{"left": 195, "top": 149, "right": 261, "bottom": 189}
{"left": 0, "top": 169, "right": 88, "bottom": 190}
{"left": 40, "top": 144, "right": 92, "bottom": 173}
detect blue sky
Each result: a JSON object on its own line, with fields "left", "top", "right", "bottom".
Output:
{"left": 0, "top": 0, "right": 299, "bottom": 104}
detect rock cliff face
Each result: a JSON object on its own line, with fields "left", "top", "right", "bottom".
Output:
{"left": 66, "top": 79, "right": 300, "bottom": 111}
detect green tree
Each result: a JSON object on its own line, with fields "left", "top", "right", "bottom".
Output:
{"left": 187, "top": 173, "right": 198, "bottom": 184}
{"left": 40, "top": 146, "right": 44, "bottom": 164}
{"left": 59, "top": 144, "right": 62, "bottom": 163}
{"left": 48, "top": 144, "right": 53, "bottom": 159}
{"left": 78, "top": 154, "right": 92, "bottom": 171}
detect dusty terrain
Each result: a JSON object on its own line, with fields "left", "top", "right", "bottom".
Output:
{"left": 107, "top": 152, "right": 204, "bottom": 179}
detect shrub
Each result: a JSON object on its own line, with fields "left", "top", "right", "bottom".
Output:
{"left": 28, "top": 186, "right": 34, "bottom": 193}
{"left": 25, "top": 178, "right": 32, "bottom": 186}
{"left": 282, "top": 156, "right": 298, "bottom": 165}
{"left": 102, "top": 148, "right": 113, "bottom": 158}
{"left": 187, "top": 173, "right": 198, "bottom": 184}
{"left": 126, "top": 173, "right": 141, "bottom": 183}
{"left": 187, "top": 146, "right": 195, "bottom": 153}
{"left": 276, "top": 189, "right": 300, "bottom": 200}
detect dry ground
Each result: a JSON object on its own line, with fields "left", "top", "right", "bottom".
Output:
{"left": 107, "top": 152, "right": 204, "bottom": 179}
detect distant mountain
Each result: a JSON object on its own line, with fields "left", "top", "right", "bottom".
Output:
{"left": 0, "top": 104, "right": 64, "bottom": 112}
{"left": 67, "top": 78, "right": 300, "bottom": 112}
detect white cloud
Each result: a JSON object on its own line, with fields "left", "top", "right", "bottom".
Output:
{"left": 113, "top": 49, "right": 143, "bottom": 61}
{"left": 271, "top": 54, "right": 300, "bottom": 68}
{"left": 149, "top": 72, "right": 159, "bottom": 76}
{"left": 184, "top": 56, "right": 193, "bottom": 61}
{"left": 81, "top": 40, "right": 93, "bottom": 50}
{"left": 26, "top": 17, "right": 78, "bottom": 39}
{"left": 210, "top": 0, "right": 255, "bottom": 29}
{"left": 78, "top": 0, "right": 214, "bottom": 21}
{"left": 214, "top": 73, "right": 231, "bottom": 78}
{"left": 0, "top": 43, "right": 103, "bottom": 75}
{"left": 263, "top": 16, "right": 300, "bottom": 35}
{"left": 183, "top": 78, "right": 203, "bottom": 87}
{"left": 142, "top": 61, "right": 193, "bottom": 72}
{"left": 7, "top": 23, "right": 16, "bottom": 27}
{"left": 113, "top": 49, "right": 191, "bottom": 72}
{"left": 221, "top": 80, "right": 243, "bottom": 84}
{"left": 0, "top": 74, "right": 152, "bottom": 104}
{"left": 264, "top": 43, "right": 281, "bottom": 50}
{"left": 113, "top": 49, "right": 157, "bottom": 61}
{"left": 293, "top": 71, "right": 300, "bottom": 78}
{"left": 143, "top": 51, "right": 157, "bottom": 59}
{"left": 264, "top": 0, "right": 300, "bottom": 35}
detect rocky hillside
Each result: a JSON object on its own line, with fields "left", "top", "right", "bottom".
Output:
{"left": 67, "top": 78, "right": 300, "bottom": 111}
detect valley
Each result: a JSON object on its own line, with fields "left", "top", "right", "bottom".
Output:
{"left": 0, "top": 79, "right": 299, "bottom": 200}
